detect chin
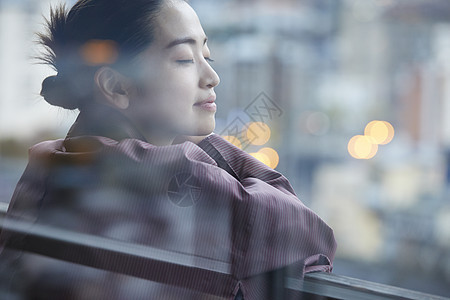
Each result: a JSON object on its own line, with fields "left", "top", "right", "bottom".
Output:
{"left": 195, "top": 119, "right": 215, "bottom": 136}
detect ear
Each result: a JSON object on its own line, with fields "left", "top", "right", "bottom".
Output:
{"left": 94, "top": 67, "right": 131, "bottom": 110}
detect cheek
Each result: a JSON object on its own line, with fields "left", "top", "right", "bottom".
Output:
{"left": 144, "top": 63, "right": 198, "bottom": 100}
{"left": 131, "top": 67, "right": 200, "bottom": 129}
{"left": 146, "top": 74, "right": 197, "bottom": 115}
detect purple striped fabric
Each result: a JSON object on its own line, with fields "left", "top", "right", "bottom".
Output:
{"left": 0, "top": 111, "right": 337, "bottom": 299}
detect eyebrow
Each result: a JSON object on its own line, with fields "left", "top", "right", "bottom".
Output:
{"left": 165, "top": 36, "right": 208, "bottom": 49}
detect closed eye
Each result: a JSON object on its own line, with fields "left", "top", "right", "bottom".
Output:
{"left": 176, "top": 59, "right": 194, "bottom": 64}
{"left": 176, "top": 58, "right": 215, "bottom": 64}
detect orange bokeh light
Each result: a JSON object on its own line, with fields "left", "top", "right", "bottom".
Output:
{"left": 80, "top": 40, "right": 119, "bottom": 66}
{"left": 249, "top": 152, "right": 271, "bottom": 166}
{"left": 222, "top": 135, "right": 242, "bottom": 149}
{"left": 258, "top": 147, "right": 280, "bottom": 169}
{"left": 246, "top": 122, "right": 271, "bottom": 146}
{"left": 348, "top": 135, "right": 378, "bottom": 159}
{"left": 364, "top": 121, "right": 394, "bottom": 145}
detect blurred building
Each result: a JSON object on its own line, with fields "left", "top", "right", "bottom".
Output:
{"left": 191, "top": 0, "right": 450, "bottom": 296}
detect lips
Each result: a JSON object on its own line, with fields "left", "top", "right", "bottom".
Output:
{"left": 194, "top": 95, "right": 216, "bottom": 106}
{"left": 194, "top": 95, "right": 217, "bottom": 112}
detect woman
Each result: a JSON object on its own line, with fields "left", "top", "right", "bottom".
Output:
{"left": 0, "top": 0, "right": 336, "bottom": 299}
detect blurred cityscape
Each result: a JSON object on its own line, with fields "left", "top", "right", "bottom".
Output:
{"left": 0, "top": 0, "right": 449, "bottom": 297}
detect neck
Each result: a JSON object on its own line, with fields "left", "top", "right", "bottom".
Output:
{"left": 68, "top": 103, "right": 180, "bottom": 146}
{"left": 140, "top": 128, "right": 177, "bottom": 146}
{"left": 67, "top": 103, "right": 147, "bottom": 142}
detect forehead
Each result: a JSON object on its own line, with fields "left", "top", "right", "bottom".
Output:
{"left": 154, "top": 1, "right": 206, "bottom": 46}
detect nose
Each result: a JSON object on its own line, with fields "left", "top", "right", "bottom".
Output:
{"left": 200, "top": 60, "right": 220, "bottom": 89}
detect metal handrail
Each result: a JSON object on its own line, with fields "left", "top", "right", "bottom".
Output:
{"left": 0, "top": 202, "right": 7, "bottom": 218}
{"left": 288, "top": 272, "right": 448, "bottom": 300}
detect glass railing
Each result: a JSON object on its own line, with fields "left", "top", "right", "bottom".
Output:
{"left": 0, "top": 205, "right": 447, "bottom": 300}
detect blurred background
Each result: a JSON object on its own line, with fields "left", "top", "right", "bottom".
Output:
{"left": 0, "top": 0, "right": 449, "bottom": 297}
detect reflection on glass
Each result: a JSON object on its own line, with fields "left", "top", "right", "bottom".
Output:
{"left": 81, "top": 39, "right": 119, "bottom": 66}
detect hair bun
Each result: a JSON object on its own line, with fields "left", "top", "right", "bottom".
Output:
{"left": 40, "top": 75, "right": 79, "bottom": 110}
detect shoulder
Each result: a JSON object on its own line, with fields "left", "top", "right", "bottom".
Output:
{"left": 61, "top": 136, "right": 218, "bottom": 167}
{"left": 29, "top": 139, "right": 65, "bottom": 157}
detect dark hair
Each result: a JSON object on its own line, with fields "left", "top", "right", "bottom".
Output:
{"left": 38, "top": 0, "right": 168, "bottom": 110}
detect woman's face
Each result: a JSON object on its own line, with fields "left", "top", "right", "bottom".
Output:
{"left": 126, "top": 0, "right": 220, "bottom": 144}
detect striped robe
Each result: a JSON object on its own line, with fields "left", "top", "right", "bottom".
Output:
{"left": 0, "top": 108, "right": 336, "bottom": 299}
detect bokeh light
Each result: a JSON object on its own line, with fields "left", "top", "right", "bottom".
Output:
{"left": 249, "top": 152, "right": 271, "bottom": 166}
{"left": 258, "top": 147, "right": 280, "bottom": 169}
{"left": 221, "top": 135, "right": 242, "bottom": 149}
{"left": 246, "top": 122, "right": 271, "bottom": 146}
{"left": 365, "top": 121, "right": 395, "bottom": 145}
{"left": 80, "top": 40, "right": 119, "bottom": 66}
{"left": 348, "top": 135, "right": 378, "bottom": 159}
{"left": 303, "top": 111, "right": 331, "bottom": 136}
